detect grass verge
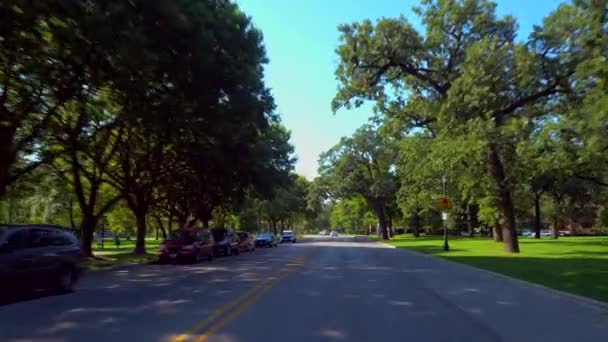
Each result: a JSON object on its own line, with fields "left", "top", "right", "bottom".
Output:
{"left": 373, "top": 234, "right": 608, "bottom": 303}
{"left": 84, "top": 238, "right": 162, "bottom": 270}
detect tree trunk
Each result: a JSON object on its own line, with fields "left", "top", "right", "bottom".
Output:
{"left": 466, "top": 202, "right": 474, "bottom": 237}
{"left": 552, "top": 214, "right": 560, "bottom": 239}
{"left": 68, "top": 198, "right": 76, "bottom": 230}
{"left": 387, "top": 212, "right": 393, "bottom": 237}
{"left": 178, "top": 215, "right": 187, "bottom": 229}
{"left": 493, "top": 221, "right": 504, "bottom": 242}
{"left": 487, "top": 145, "right": 520, "bottom": 253}
{"left": 197, "top": 206, "right": 212, "bottom": 229}
{"left": 272, "top": 220, "right": 277, "bottom": 235}
{"left": 167, "top": 213, "right": 173, "bottom": 234}
{"left": 80, "top": 214, "right": 96, "bottom": 257}
{"left": 372, "top": 201, "right": 389, "bottom": 240}
{"left": 0, "top": 125, "right": 17, "bottom": 198}
{"left": 156, "top": 216, "right": 167, "bottom": 239}
{"left": 412, "top": 210, "right": 421, "bottom": 238}
{"left": 533, "top": 193, "right": 542, "bottom": 239}
{"left": 134, "top": 209, "right": 147, "bottom": 254}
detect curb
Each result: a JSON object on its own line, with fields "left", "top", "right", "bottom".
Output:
{"left": 354, "top": 236, "right": 396, "bottom": 248}
{"left": 372, "top": 240, "right": 608, "bottom": 310}
{"left": 377, "top": 241, "right": 396, "bottom": 248}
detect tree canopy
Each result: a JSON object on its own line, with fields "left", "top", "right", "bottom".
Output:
{"left": 0, "top": 0, "right": 297, "bottom": 256}
{"left": 329, "top": 0, "right": 607, "bottom": 252}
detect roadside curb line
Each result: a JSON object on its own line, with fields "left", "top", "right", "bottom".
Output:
{"left": 378, "top": 242, "right": 396, "bottom": 248}
{"left": 373, "top": 240, "right": 608, "bottom": 310}
{"left": 354, "top": 236, "right": 395, "bottom": 248}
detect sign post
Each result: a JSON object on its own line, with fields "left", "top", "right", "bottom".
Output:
{"left": 441, "top": 176, "right": 449, "bottom": 251}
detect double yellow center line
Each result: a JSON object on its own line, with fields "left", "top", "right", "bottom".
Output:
{"left": 172, "top": 251, "right": 311, "bottom": 342}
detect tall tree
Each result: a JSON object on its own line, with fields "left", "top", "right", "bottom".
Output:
{"left": 319, "top": 124, "right": 397, "bottom": 240}
{"left": 0, "top": 1, "right": 95, "bottom": 196}
{"left": 332, "top": 0, "right": 586, "bottom": 252}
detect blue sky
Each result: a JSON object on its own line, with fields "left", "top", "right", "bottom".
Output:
{"left": 237, "top": 0, "right": 565, "bottom": 179}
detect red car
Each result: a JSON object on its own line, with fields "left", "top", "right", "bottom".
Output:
{"left": 158, "top": 227, "right": 215, "bottom": 264}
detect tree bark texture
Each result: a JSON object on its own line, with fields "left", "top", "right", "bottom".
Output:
{"left": 487, "top": 145, "right": 520, "bottom": 252}
{"left": 534, "top": 193, "right": 542, "bottom": 239}
{"left": 134, "top": 209, "right": 147, "bottom": 254}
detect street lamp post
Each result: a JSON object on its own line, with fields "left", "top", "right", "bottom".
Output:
{"left": 442, "top": 175, "right": 449, "bottom": 251}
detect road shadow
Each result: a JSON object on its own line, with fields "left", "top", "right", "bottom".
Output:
{"left": 0, "top": 290, "right": 70, "bottom": 306}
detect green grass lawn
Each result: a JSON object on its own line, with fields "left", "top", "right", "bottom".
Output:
{"left": 84, "top": 238, "right": 162, "bottom": 270}
{"left": 375, "top": 235, "right": 608, "bottom": 303}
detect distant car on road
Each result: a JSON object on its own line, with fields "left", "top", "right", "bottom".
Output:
{"left": 330, "top": 231, "right": 339, "bottom": 237}
{"left": 0, "top": 224, "right": 83, "bottom": 293}
{"left": 255, "top": 233, "right": 278, "bottom": 248}
{"left": 212, "top": 228, "right": 240, "bottom": 256}
{"left": 158, "top": 227, "right": 214, "bottom": 264}
{"left": 318, "top": 230, "right": 329, "bottom": 236}
{"left": 237, "top": 232, "right": 256, "bottom": 252}
{"left": 280, "top": 230, "right": 297, "bottom": 243}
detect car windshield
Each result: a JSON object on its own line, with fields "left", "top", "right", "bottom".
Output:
{"left": 282, "top": 231, "right": 293, "bottom": 235}
{"left": 170, "top": 230, "right": 196, "bottom": 241}
{"left": 257, "top": 233, "right": 273, "bottom": 239}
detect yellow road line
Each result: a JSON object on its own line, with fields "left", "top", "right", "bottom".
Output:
{"left": 194, "top": 256, "right": 310, "bottom": 341}
{"left": 172, "top": 252, "right": 311, "bottom": 342}
{"left": 171, "top": 281, "right": 268, "bottom": 342}
{"left": 194, "top": 273, "right": 289, "bottom": 342}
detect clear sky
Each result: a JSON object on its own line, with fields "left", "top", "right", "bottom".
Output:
{"left": 236, "top": 0, "right": 566, "bottom": 179}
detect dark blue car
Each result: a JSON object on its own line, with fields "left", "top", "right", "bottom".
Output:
{"left": 255, "top": 233, "right": 277, "bottom": 248}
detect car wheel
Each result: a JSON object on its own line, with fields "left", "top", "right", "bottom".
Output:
{"left": 207, "top": 252, "right": 214, "bottom": 261}
{"left": 234, "top": 248, "right": 240, "bottom": 255}
{"left": 56, "top": 266, "right": 77, "bottom": 293}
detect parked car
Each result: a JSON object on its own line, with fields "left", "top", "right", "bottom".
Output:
{"left": 255, "top": 233, "right": 278, "bottom": 248}
{"left": 330, "top": 231, "right": 339, "bottom": 237}
{"left": 211, "top": 228, "right": 240, "bottom": 256}
{"left": 318, "top": 230, "right": 328, "bottom": 236}
{"left": 0, "top": 224, "right": 83, "bottom": 293}
{"left": 280, "top": 230, "right": 297, "bottom": 243}
{"left": 158, "top": 227, "right": 214, "bottom": 264}
{"left": 237, "top": 232, "right": 256, "bottom": 252}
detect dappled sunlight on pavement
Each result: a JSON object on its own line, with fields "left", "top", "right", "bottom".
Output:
{"left": 1, "top": 236, "right": 607, "bottom": 342}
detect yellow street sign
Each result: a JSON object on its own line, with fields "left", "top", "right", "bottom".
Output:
{"left": 438, "top": 197, "right": 451, "bottom": 210}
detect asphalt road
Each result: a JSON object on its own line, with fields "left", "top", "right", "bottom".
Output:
{"left": 1, "top": 236, "right": 607, "bottom": 342}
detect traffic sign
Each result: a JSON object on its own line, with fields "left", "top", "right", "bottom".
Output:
{"left": 438, "top": 197, "right": 451, "bottom": 210}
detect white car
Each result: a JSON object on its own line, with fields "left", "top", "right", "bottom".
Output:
{"left": 280, "top": 230, "right": 296, "bottom": 243}
{"left": 330, "top": 231, "right": 339, "bottom": 237}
